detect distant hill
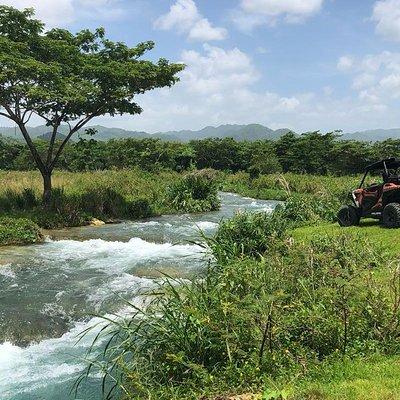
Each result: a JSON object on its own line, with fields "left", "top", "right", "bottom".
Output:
{"left": 341, "top": 128, "right": 400, "bottom": 142}
{"left": 37, "top": 132, "right": 68, "bottom": 141}
{"left": 4, "top": 123, "right": 400, "bottom": 142}
{"left": 157, "top": 124, "right": 292, "bottom": 142}
{"left": 0, "top": 124, "right": 292, "bottom": 142}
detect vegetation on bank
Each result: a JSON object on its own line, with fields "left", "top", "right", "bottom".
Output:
{"left": 167, "top": 169, "right": 221, "bottom": 213}
{"left": 77, "top": 174, "right": 400, "bottom": 399}
{"left": 0, "top": 217, "right": 42, "bottom": 246}
{"left": 0, "top": 169, "right": 221, "bottom": 244}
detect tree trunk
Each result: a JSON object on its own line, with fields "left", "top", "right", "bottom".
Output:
{"left": 42, "top": 171, "right": 52, "bottom": 208}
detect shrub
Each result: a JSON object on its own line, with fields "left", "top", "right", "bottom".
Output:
{"left": 274, "top": 193, "right": 340, "bottom": 226}
{"left": 208, "top": 211, "right": 288, "bottom": 263}
{"left": 167, "top": 169, "right": 221, "bottom": 213}
{"left": 0, "top": 217, "right": 43, "bottom": 245}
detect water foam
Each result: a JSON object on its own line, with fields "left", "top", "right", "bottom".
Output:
{"left": 0, "top": 264, "right": 16, "bottom": 279}
{"left": 195, "top": 221, "right": 219, "bottom": 230}
{"left": 0, "top": 305, "right": 139, "bottom": 398}
{"left": 87, "top": 273, "right": 156, "bottom": 308}
{"left": 42, "top": 237, "right": 204, "bottom": 273}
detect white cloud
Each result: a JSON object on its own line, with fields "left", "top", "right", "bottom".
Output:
{"left": 323, "top": 86, "right": 333, "bottom": 96}
{"left": 179, "top": 44, "right": 259, "bottom": 94}
{"left": 338, "top": 51, "right": 400, "bottom": 105}
{"left": 1, "top": 0, "right": 124, "bottom": 27}
{"left": 352, "top": 73, "right": 376, "bottom": 90}
{"left": 233, "top": 0, "right": 324, "bottom": 30}
{"left": 241, "top": 0, "right": 323, "bottom": 17}
{"left": 154, "top": 0, "right": 198, "bottom": 32}
{"left": 337, "top": 56, "right": 354, "bottom": 71}
{"left": 154, "top": 0, "right": 227, "bottom": 42}
{"left": 1, "top": 0, "right": 75, "bottom": 26}
{"left": 96, "top": 45, "right": 389, "bottom": 134}
{"left": 188, "top": 19, "right": 227, "bottom": 41}
{"left": 372, "top": 0, "right": 400, "bottom": 42}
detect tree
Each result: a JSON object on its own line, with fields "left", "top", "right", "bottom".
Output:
{"left": 0, "top": 6, "right": 184, "bottom": 206}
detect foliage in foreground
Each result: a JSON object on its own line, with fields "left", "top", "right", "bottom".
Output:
{"left": 0, "top": 217, "right": 43, "bottom": 246}
{"left": 78, "top": 208, "right": 400, "bottom": 399}
{"left": 208, "top": 211, "right": 287, "bottom": 263}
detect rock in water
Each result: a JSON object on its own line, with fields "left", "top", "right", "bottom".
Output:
{"left": 90, "top": 218, "right": 105, "bottom": 226}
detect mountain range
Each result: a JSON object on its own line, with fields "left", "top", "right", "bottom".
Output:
{"left": 2, "top": 124, "right": 400, "bottom": 142}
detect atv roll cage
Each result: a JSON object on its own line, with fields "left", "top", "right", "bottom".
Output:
{"left": 358, "top": 157, "right": 400, "bottom": 188}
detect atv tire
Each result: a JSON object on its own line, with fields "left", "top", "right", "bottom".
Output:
{"left": 337, "top": 205, "right": 360, "bottom": 227}
{"left": 382, "top": 203, "right": 400, "bottom": 228}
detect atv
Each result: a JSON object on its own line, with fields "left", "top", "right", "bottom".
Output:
{"left": 338, "top": 157, "right": 400, "bottom": 228}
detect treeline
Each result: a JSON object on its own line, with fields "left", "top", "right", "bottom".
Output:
{"left": 1, "top": 131, "right": 400, "bottom": 175}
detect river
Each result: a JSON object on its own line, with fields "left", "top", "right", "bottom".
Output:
{"left": 0, "top": 192, "right": 279, "bottom": 400}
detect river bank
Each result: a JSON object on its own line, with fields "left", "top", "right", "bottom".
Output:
{"left": 0, "top": 192, "right": 278, "bottom": 399}
{"left": 0, "top": 169, "right": 220, "bottom": 246}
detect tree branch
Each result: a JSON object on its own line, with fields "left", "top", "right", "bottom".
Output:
{"left": 49, "top": 112, "right": 99, "bottom": 170}
{"left": 0, "top": 111, "right": 15, "bottom": 120}
{"left": 46, "top": 122, "right": 60, "bottom": 166}
{"left": 3, "top": 104, "right": 46, "bottom": 173}
{"left": 17, "top": 121, "right": 46, "bottom": 174}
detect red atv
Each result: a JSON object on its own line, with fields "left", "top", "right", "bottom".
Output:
{"left": 338, "top": 157, "right": 400, "bottom": 228}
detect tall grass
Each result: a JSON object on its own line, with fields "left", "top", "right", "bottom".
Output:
{"left": 0, "top": 169, "right": 222, "bottom": 229}
{"left": 167, "top": 169, "right": 221, "bottom": 213}
{"left": 0, "top": 169, "right": 183, "bottom": 228}
{"left": 223, "top": 172, "right": 358, "bottom": 203}
{"left": 77, "top": 207, "right": 400, "bottom": 399}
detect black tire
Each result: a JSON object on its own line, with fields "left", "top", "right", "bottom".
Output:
{"left": 337, "top": 205, "right": 360, "bottom": 227}
{"left": 382, "top": 203, "right": 400, "bottom": 228}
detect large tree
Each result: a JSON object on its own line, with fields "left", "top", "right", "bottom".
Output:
{"left": 0, "top": 6, "right": 184, "bottom": 205}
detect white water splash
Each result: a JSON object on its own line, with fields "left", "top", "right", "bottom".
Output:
{"left": 0, "top": 264, "right": 16, "bottom": 279}
{"left": 41, "top": 237, "right": 204, "bottom": 273}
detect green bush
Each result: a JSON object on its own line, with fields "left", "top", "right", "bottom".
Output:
{"left": 275, "top": 193, "right": 340, "bottom": 225}
{"left": 0, "top": 217, "right": 43, "bottom": 245}
{"left": 208, "top": 211, "right": 288, "bottom": 263}
{"left": 167, "top": 169, "right": 221, "bottom": 213}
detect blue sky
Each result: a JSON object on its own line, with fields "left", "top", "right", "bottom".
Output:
{"left": 4, "top": 0, "right": 400, "bottom": 133}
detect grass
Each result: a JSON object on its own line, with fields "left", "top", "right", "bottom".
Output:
{"left": 222, "top": 172, "right": 360, "bottom": 202}
{"left": 290, "top": 355, "right": 400, "bottom": 400}
{"left": 291, "top": 219, "right": 400, "bottom": 258}
{"left": 77, "top": 217, "right": 400, "bottom": 399}
{"left": 0, "top": 168, "right": 221, "bottom": 244}
{"left": 0, "top": 169, "right": 181, "bottom": 216}
{"left": 70, "top": 171, "right": 400, "bottom": 400}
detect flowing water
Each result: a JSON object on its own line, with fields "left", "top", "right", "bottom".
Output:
{"left": 0, "top": 193, "right": 279, "bottom": 400}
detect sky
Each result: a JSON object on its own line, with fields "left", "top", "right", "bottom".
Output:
{"left": 3, "top": 0, "right": 400, "bottom": 133}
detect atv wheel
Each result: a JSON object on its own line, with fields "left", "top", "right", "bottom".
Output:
{"left": 337, "top": 205, "right": 360, "bottom": 227}
{"left": 382, "top": 203, "right": 400, "bottom": 228}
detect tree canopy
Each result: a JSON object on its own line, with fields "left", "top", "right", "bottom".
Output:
{"left": 0, "top": 6, "right": 184, "bottom": 203}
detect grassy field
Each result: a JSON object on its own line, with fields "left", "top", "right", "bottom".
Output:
{"left": 291, "top": 219, "right": 400, "bottom": 257}
{"left": 0, "top": 169, "right": 220, "bottom": 243}
{"left": 291, "top": 355, "right": 400, "bottom": 400}
{"left": 0, "top": 169, "right": 180, "bottom": 214}
{"left": 2, "top": 170, "right": 399, "bottom": 399}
